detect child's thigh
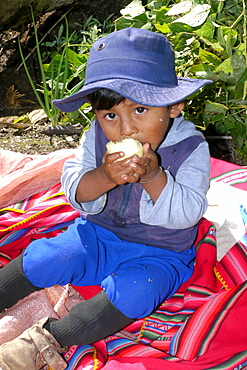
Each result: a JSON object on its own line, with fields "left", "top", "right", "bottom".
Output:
{"left": 22, "top": 218, "right": 103, "bottom": 288}
{"left": 101, "top": 260, "right": 183, "bottom": 319}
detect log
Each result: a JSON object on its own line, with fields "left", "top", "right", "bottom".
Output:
{"left": 0, "top": 0, "right": 132, "bottom": 31}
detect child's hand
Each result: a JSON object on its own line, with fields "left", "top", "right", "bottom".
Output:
{"left": 101, "top": 143, "right": 160, "bottom": 185}
{"left": 128, "top": 143, "right": 160, "bottom": 183}
{"left": 101, "top": 150, "right": 141, "bottom": 185}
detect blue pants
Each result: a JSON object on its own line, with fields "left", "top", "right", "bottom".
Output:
{"left": 23, "top": 217, "right": 195, "bottom": 318}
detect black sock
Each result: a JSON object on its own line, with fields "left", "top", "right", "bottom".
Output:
{"left": 45, "top": 290, "right": 133, "bottom": 347}
{"left": 0, "top": 254, "right": 42, "bottom": 311}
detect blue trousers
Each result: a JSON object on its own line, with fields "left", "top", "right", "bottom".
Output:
{"left": 23, "top": 217, "right": 195, "bottom": 318}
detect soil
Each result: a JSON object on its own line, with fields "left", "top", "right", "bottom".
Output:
{"left": 0, "top": 120, "right": 80, "bottom": 155}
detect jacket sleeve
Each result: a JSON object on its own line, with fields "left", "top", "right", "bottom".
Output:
{"left": 139, "top": 140, "right": 210, "bottom": 229}
{"left": 61, "top": 120, "right": 107, "bottom": 213}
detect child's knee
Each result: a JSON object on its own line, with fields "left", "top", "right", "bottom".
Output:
{"left": 22, "top": 238, "right": 76, "bottom": 287}
{"left": 101, "top": 265, "right": 172, "bottom": 318}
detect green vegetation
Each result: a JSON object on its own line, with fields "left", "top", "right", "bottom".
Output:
{"left": 19, "top": 11, "right": 115, "bottom": 127}
{"left": 20, "top": 1, "right": 247, "bottom": 158}
{"left": 116, "top": 0, "right": 247, "bottom": 158}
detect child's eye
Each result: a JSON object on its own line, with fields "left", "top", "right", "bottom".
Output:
{"left": 136, "top": 107, "right": 147, "bottom": 114}
{"left": 105, "top": 113, "right": 116, "bottom": 120}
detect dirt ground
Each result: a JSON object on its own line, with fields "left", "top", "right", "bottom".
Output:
{"left": 0, "top": 118, "right": 80, "bottom": 155}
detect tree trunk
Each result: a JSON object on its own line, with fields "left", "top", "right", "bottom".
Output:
{"left": 0, "top": 0, "right": 131, "bottom": 31}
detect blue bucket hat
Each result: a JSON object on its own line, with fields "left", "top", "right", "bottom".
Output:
{"left": 53, "top": 28, "right": 212, "bottom": 112}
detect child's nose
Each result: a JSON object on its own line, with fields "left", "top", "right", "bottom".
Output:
{"left": 120, "top": 118, "right": 137, "bottom": 137}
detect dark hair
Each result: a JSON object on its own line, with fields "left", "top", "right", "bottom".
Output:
{"left": 87, "top": 88, "right": 125, "bottom": 110}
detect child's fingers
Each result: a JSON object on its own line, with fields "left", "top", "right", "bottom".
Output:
{"left": 103, "top": 151, "right": 125, "bottom": 164}
{"left": 121, "top": 171, "right": 140, "bottom": 183}
{"left": 129, "top": 161, "right": 146, "bottom": 175}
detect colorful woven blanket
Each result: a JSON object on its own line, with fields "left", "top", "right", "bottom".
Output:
{"left": 0, "top": 183, "right": 79, "bottom": 267}
{"left": 64, "top": 218, "right": 247, "bottom": 370}
{"left": 0, "top": 154, "right": 247, "bottom": 369}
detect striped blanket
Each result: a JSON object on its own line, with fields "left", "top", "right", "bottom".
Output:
{"left": 0, "top": 183, "right": 79, "bottom": 267}
{"left": 0, "top": 156, "right": 247, "bottom": 369}
{"left": 64, "top": 218, "right": 247, "bottom": 370}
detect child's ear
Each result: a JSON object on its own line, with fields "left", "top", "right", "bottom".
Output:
{"left": 169, "top": 101, "right": 184, "bottom": 118}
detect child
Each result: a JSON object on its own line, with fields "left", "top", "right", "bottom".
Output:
{"left": 0, "top": 27, "right": 212, "bottom": 369}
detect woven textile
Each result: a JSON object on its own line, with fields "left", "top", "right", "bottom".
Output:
{"left": 0, "top": 183, "right": 79, "bottom": 266}
{"left": 64, "top": 218, "right": 247, "bottom": 370}
{"left": 0, "top": 155, "right": 247, "bottom": 369}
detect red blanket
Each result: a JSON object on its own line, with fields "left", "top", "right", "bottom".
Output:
{"left": 0, "top": 154, "right": 247, "bottom": 369}
{"left": 64, "top": 218, "right": 247, "bottom": 370}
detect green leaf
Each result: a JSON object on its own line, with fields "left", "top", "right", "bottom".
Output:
{"left": 133, "top": 12, "right": 149, "bottom": 23}
{"left": 217, "top": 26, "right": 238, "bottom": 50}
{"left": 67, "top": 110, "right": 80, "bottom": 120}
{"left": 120, "top": 0, "right": 145, "bottom": 19}
{"left": 115, "top": 17, "right": 133, "bottom": 30}
{"left": 45, "top": 54, "right": 65, "bottom": 77}
{"left": 67, "top": 48, "right": 86, "bottom": 67}
{"left": 195, "top": 70, "right": 221, "bottom": 81}
{"left": 190, "top": 64, "right": 214, "bottom": 73}
{"left": 234, "top": 70, "right": 247, "bottom": 100}
{"left": 214, "top": 119, "right": 228, "bottom": 134}
{"left": 204, "top": 101, "right": 228, "bottom": 114}
{"left": 230, "top": 126, "right": 246, "bottom": 147}
{"left": 210, "top": 113, "right": 224, "bottom": 123}
{"left": 221, "top": 115, "right": 237, "bottom": 131}
{"left": 217, "top": 27, "right": 225, "bottom": 48}
{"left": 169, "top": 22, "right": 193, "bottom": 33}
{"left": 216, "top": 54, "right": 247, "bottom": 85}
{"left": 141, "top": 22, "right": 153, "bottom": 30}
{"left": 174, "top": 32, "right": 200, "bottom": 52}
{"left": 199, "top": 48, "right": 222, "bottom": 65}
{"left": 42, "top": 41, "right": 55, "bottom": 47}
{"left": 195, "top": 19, "right": 215, "bottom": 42}
{"left": 57, "top": 24, "right": 64, "bottom": 39}
{"left": 234, "top": 100, "right": 247, "bottom": 107}
{"left": 234, "top": 82, "right": 245, "bottom": 101}
{"left": 155, "top": 22, "right": 170, "bottom": 33}
{"left": 201, "top": 39, "right": 224, "bottom": 53}
{"left": 130, "top": 13, "right": 150, "bottom": 29}
{"left": 155, "top": 6, "right": 171, "bottom": 25}
{"left": 172, "top": 4, "right": 211, "bottom": 27}
{"left": 190, "top": 63, "right": 220, "bottom": 81}
{"left": 226, "top": 30, "right": 233, "bottom": 57}
{"left": 166, "top": 1, "right": 192, "bottom": 15}
{"left": 217, "top": 0, "right": 224, "bottom": 13}
{"left": 236, "top": 43, "right": 246, "bottom": 54}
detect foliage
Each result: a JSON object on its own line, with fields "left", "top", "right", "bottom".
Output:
{"left": 20, "top": 2, "right": 247, "bottom": 158}
{"left": 41, "top": 14, "right": 115, "bottom": 57}
{"left": 74, "top": 13, "right": 115, "bottom": 54}
{"left": 19, "top": 10, "right": 81, "bottom": 125}
{"left": 115, "top": 0, "right": 247, "bottom": 158}
{"left": 19, "top": 11, "right": 114, "bottom": 127}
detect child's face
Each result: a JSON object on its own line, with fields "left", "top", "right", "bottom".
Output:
{"left": 95, "top": 98, "right": 184, "bottom": 151}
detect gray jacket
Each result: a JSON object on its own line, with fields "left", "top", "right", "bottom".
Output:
{"left": 62, "top": 115, "right": 210, "bottom": 231}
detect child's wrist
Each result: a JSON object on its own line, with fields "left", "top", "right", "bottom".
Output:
{"left": 139, "top": 166, "right": 163, "bottom": 184}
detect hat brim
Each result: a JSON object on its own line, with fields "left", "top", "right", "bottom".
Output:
{"left": 53, "top": 77, "right": 212, "bottom": 113}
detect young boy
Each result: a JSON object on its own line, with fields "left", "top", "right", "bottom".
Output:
{"left": 0, "top": 28, "right": 212, "bottom": 369}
